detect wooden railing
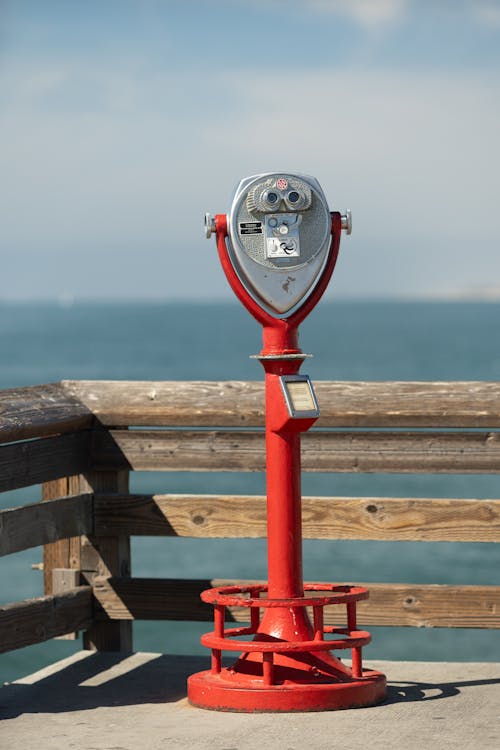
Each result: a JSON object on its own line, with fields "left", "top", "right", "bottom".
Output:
{"left": 1, "top": 380, "right": 500, "bottom": 654}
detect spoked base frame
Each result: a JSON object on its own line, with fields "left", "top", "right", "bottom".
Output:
{"left": 187, "top": 583, "right": 387, "bottom": 712}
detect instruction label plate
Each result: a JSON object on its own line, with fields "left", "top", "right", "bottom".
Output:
{"left": 280, "top": 375, "right": 320, "bottom": 418}
{"left": 239, "top": 222, "right": 263, "bottom": 235}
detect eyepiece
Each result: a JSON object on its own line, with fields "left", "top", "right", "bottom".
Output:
{"left": 266, "top": 191, "right": 279, "bottom": 205}
{"left": 284, "top": 188, "right": 309, "bottom": 210}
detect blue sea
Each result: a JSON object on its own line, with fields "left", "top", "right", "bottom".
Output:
{"left": 1, "top": 300, "right": 499, "bottom": 683}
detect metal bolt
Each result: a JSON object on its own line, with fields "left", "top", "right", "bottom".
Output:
{"left": 341, "top": 209, "right": 352, "bottom": 235}
{"left": 204, "top": 212, "right": 216, "bottom": 239}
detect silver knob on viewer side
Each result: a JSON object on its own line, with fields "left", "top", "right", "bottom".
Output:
{"left": 205, "top": 213, "right": 216, "bottom": 239}
{"left": 341, "top": 209, "right": 352, "bottom": 235}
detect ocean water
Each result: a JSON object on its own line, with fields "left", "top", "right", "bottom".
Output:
{"left": 1, "top": 300, "right": 499, "bottom": 682}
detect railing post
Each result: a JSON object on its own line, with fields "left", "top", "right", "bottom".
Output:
{"left": 80, "top": 468, "right": 132, "bottom": 652}
{"left": 42, "top": 476, "right": 83, "bottom": 594}
{"left": 42, "top": 475, "right": 83, "bottom": 640}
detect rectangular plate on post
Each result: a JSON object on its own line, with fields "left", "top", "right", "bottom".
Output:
{"left": 280, "top": 375, "right": 320, "bottom": 419}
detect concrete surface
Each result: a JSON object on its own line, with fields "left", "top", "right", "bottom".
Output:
{"left": 0, "top": 651, "right": 499, "bottom": 749}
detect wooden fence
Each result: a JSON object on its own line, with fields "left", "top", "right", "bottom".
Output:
{"left": 1, "top": 380, "right": 499, "bottom": 654}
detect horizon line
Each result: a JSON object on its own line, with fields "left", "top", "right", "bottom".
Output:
{"left": 2, "top": 294, "right": 500, "bottom": 306}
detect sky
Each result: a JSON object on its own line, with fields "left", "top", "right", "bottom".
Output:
{"left": 1, "top": 0, "right": 500, "bottom": 302}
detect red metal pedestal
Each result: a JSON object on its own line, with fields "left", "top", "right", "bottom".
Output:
{"left": 187, "top": 582, "right": 386, "bottom": 711}
{"left": 187, "top": 212, "right": 386, "bottom": 711}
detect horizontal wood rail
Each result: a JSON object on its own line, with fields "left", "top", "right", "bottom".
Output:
{"left": 62, "top": 380, "right": 500, "bottom": 428}
{"left": 0, "top": 382, "right": 93, "bottom": 444}
{"left": 91, "top": 577, "right": 500, "bottom": 629}
{"left": 94, "top": 493, "right": 500, "bottom": 543}
{"left": 0, "top": 587, "right": 93, "bottom": 653}
{"left": 0, "top": 494, "right": 93, "bottom": 557}
{"left": 92, "top": 429, "right": 500, "bottom": 474}
{"left": 0, "top": 432, "right": 91, "bottom": 492}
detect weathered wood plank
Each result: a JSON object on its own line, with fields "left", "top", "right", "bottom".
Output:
{"left": 52, "top": 568, "right": 81, "bottom": 593}
{"left": 0, "top": 432, "right": 91, "bottom": 493}
{"left": 51, "top": 569, "right": 82, "bottom": 640}
{"left": 0, "top": 493, "right": 93, "bottom": 557}
{"left": 92, "top": 429, "right": 263, "bottom": 471}
{"left": 0, "top": 382, "right": 93, "bottom": 444}
{"left": 108, "top": 577, "right": 497, "bottom": 628}
{"left": 63, "top": 380, "right": 264, "bottom": 427}
{"left": 91, "top": 429, "right": 500, "bottom": 474}
{"left": 62, "top": 380, "right": 500, "bottom": 428}
{"left": 42, "top": 477, "right": 85, "bottom": 596}
{"left": 0, "top": 587, "right": 93, "bottom": 653}
{"left": 80, "top": 470, "right": 132, "bottom": 652}
{"left": 354, "top": 583, "right": 500, "bottom": 628}
{"left": 93, "top": 494, "right": 500, "bottom": 543}
{"left": 91, "top": 577, "right": 500, "bottom": 629}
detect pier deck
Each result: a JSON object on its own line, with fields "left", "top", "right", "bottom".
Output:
{"left": 1, "top": 652, "right": 499, "bottom": 749}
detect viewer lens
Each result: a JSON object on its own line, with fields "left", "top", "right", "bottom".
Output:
{"left": 288, "top": 191, "right": 300, "bottom": 203}
{"left": 266, "top": 192, "right": 279, "bottom": 204}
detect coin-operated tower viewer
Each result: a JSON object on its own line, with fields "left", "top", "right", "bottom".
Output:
{"left": 188, "top": 173, "right": 386, "bottom": 712}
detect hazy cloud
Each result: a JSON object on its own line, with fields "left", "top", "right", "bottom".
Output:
{"left": 475, "top": 1, "right": 500, "bottom": 27}
{"left": 303, "top": 0, "right": 409, "bottom": 26}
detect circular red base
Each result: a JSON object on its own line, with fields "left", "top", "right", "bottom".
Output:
{"left": 188, "top": 668, "right": 386, "bottom": 712}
